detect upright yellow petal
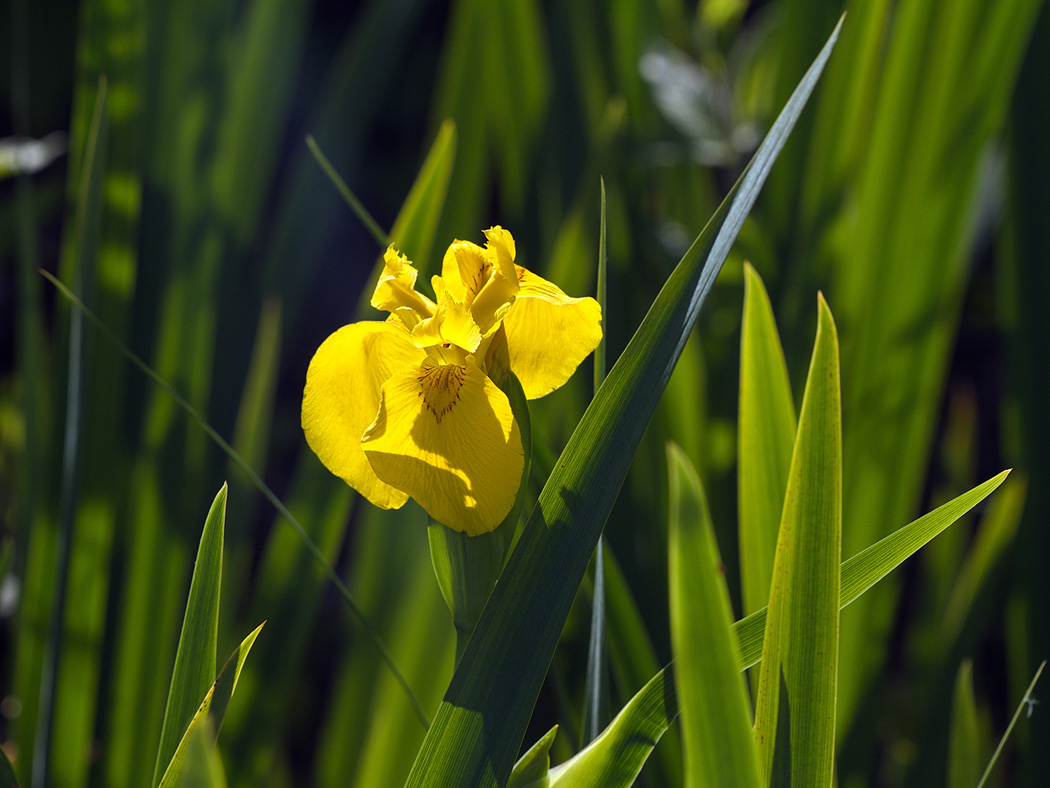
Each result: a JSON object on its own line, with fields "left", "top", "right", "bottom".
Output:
{"left": 302, "top": 321, "right": 424, "bottom": 509}
{"left": 503, "top": 266, "right": 603, "bottom": 399}
{"left": 361, "top": 358, "right": 524, "bottom": 535}
{"left": 441, "top": 240, "right": 488, "bottom": 304}
{"left": 483, "top": 225, "right": 517, "bottom": 283}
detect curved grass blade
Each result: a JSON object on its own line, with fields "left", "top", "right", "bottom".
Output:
{"left": 404, "top": 19, "right": 843, "bottom": 787}
{"left": 507, "top": 726, "right": 558, "bottom": 787}
{"left": 157, "top": 623, "right": 265, "bottom": 788}
{"left": 753, "top": 295, "right": 841, "bottom": 788}
{"left": 581, "top": 178, "right": 610, "bottom": 746}
{"left": 733, "top": 469, "right": 1011, "bottom": 672}
{"left": 738, "top": 263, "right": 796, "bottom": 616}
{"left": 668, "top": 444, "right": 761, "bottom": 788}
{"left": 547, "top": 668, "right": 677, "bottom": 788}
{"left": 40, "top": 271, "right": 428, "bottom": 728}
{"left": 152, "top": 485, "right": 227, "bottom": 788}
{"left": 975, "top": 661, "right": 1046, "bottom": 788}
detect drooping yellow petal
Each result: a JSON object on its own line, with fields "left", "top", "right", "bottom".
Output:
{"left": 361, "top": 357, "right": 524, "bottom": 535}
{"left": 371, "top": 246, "right": 435, "bottom": 319}
{"left": 502, "top": 266, "right": 603, "bottom": 399}
{"left": 302, "top": 321, "right": 424, "bottom": 509}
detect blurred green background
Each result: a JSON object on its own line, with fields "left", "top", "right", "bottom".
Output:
{"left": 1, "top": 0, "right": 1047, "bottom": 785}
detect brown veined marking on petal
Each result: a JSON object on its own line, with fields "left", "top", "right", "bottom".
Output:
{"left": 418, "top": 363, "right": 467, "bottom": 423}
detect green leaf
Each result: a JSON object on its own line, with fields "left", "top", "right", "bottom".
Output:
{"left": 403, "top": 20, "right": 843, "bottom": 787}
{"left": 157, "top": 622, "right": 265, "bottom": 788}
{"left": 152, "top": 484, "right": 227, "bottom": 788}
{"left": 581, "top": 179, "right": 610, "bottom": 747}
{"left": 948, "top": 660, "right": 982, "bottom": 788}
{"left": 753, "top": 294, "right": 841, "bottom": 788}
{"left": 546, "top": 668, "right": 677, "bottom": 788}
{"left": 507, "top": 726, "right": 558, "bottom": 788}
{"left": 667, "top": 444, "right": 761, "bottom": 788}
{"left": 428, "top": 372, "right": 532, "bottom": 663}
{"left": 738, "top": 263, "right": 796, "bottom": 616}
{"left": 732, "top": 469, "right": 1011, "bottom": 672}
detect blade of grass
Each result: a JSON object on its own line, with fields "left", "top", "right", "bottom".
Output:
{"left": 403, "top": 21, "right": 843, "bottom": 786}
{"left": 668, "top": 444, "right": 762, "bottom": 788}
{"left": 581, "top": 178, "right": 610, "bottom": 746}
{"left": 753, "top": 295, "right": 841, "bottom": 787}
{"left": 547, "top": 668, "right": 677, "bottom": 788}
{"left": 732, "top": 469, "right": 1010, "bottom": 672}
{"left": 738, "top": 263, "right": 796, "bottom": 616}
{"left": 507, "top": 726, "right": 558, "bottom": 787}
{"left": 152, "top": 485, "right": 227, "bottom": 788}
{"left": 157, "top": 623, "right": 265, "bottom": 788}
{"left": 40, "top": 271, "right": 428, "bottom": 727}
{"left": 975, "top": 661, "right": 1046, "bottom": 788}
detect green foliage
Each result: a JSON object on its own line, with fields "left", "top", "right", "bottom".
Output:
{"left": 153, "top": 485, "right": 227, "bottom": 787}
{"left": 668, "top": 444, "right": 761, "bottom": 788}
{"left": 4, "top": 1, "right": 1045, "bottom": 787}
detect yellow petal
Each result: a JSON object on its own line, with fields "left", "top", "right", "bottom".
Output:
{"left": 440, "top": 240, "right": 516, "bottom": 336}
{"left": 371, "top": 246, "right": 435, "bottom": 319}
{"left": 440, "top": 240, "right": 487, "bottom": 304}
{"left": 483, "top": 225, "right": 517, "bottom": 283}
{"left": 413, "top": 279, "right": 483, "bottom": 353}
{"left": 361, "top": 358, "right": 524, "bottom": 535}
{"left": 503, "top": 266, "right": 603, "bottom": 399}
{"left": 302, "top": 321, "right": 424, "bottom": 509}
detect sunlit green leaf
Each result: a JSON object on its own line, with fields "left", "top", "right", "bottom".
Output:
{"left": 753, "top": 295, "right": 841, "bottom": 787}
{"left": 738, "top": 263, "right": 795, "bottom": 616}
{"left": 152, "top": 484, "right": 227, "bottom": 788}
{"left": 668, "top": 444, "right": 761, "bottom": 788}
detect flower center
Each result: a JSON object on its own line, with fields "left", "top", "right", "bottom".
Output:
{"left": 418, "top": 362, "right": 466, "bottom": 423}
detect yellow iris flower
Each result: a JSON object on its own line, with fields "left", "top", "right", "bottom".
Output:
{"left": 301, "top": 227, "right": 603, "bottom": 536}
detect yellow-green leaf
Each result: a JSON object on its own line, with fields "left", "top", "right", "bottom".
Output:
{"left": 753, "top": 295, "right": 841, "bottom": 788}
